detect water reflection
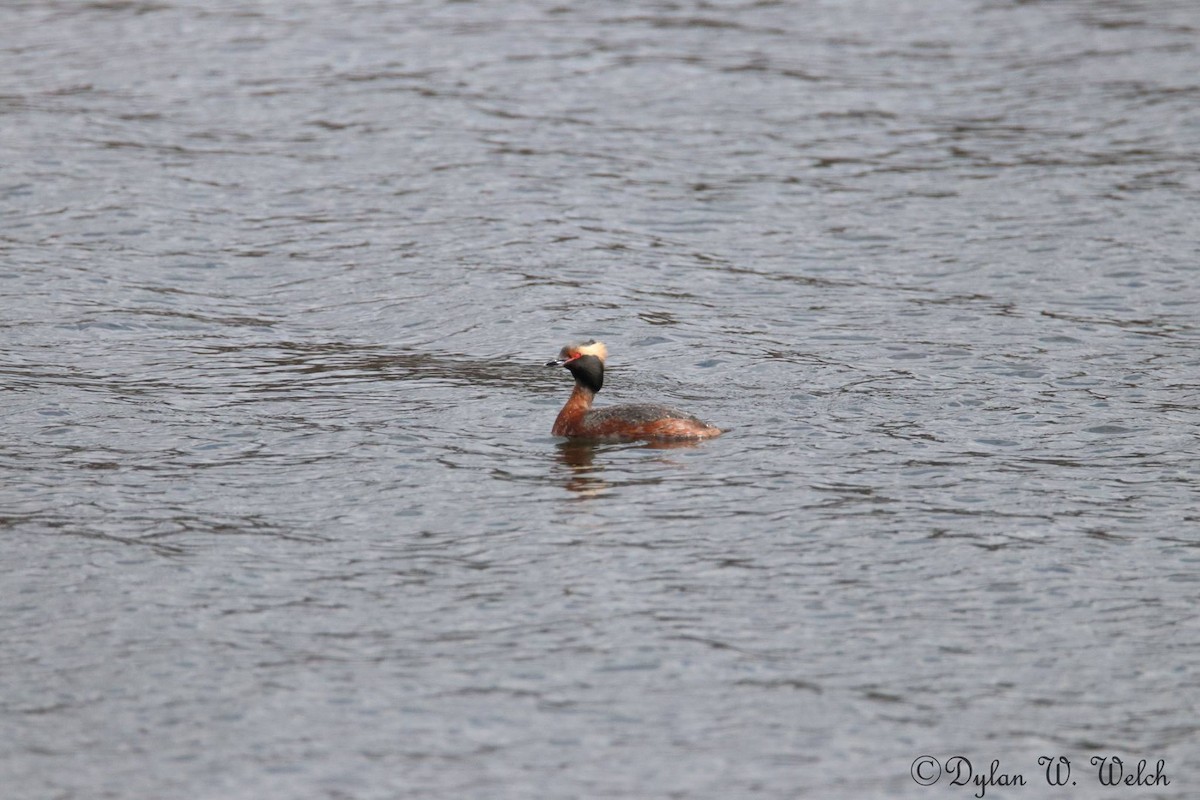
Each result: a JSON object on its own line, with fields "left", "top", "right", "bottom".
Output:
{"left": 552, "top": 440, "right": 605, "bottom": 497}
{"left": 553, "top": 438, "right": 706, "bottom": 497}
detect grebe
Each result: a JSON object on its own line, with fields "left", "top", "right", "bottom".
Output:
{"left": 547, "top": 340, "right": 722, "bottom": 441}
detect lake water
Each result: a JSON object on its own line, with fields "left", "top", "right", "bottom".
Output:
{"left": 3, "top": 1, "right": 1199, "bottom": 797}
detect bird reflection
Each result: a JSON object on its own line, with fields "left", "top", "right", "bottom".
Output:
{"left": 555, "top": 440, "right": 606, "bottom": 496}
{"left": 553, "top": 439, "right": 703, "bottom": 497}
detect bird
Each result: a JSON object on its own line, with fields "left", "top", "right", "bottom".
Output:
{"left": 547, "top": 340, "right": 722, "bottom": 441}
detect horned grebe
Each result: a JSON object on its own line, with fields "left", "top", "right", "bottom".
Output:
{"left": 547, "top": 340, "right": 722, "bottom": 441}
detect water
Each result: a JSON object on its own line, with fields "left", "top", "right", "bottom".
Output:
{"left": 3, "top": 1, "right": 1199, "bottom": 797}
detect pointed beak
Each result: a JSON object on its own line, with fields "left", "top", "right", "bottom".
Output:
{"left": 546, "top": 358, "right": 565, "bottom": 367}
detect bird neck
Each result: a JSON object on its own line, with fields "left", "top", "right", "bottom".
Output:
{"left": 552, "top": 382, "right": 595, "bottom": 436}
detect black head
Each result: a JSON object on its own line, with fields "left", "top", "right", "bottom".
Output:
{"left": 546, "top": 339, "right": 607, "bottom": 393}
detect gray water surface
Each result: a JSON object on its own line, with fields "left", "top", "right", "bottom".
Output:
{"left": 3, "top": 1, "right": 1199, "bottom": 798}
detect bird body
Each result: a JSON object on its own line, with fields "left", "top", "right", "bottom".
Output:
{"left": 547, "top": 340, "right": 722, "bottom": 442}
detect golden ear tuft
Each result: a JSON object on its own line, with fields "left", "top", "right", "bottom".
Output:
{"left": 576, "top": 340, "right": 607, "bottom": 361}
